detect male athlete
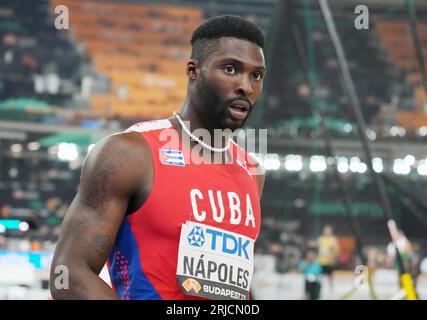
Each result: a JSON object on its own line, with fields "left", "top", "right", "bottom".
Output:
{"left": 50, "top": 15, "right": 266, "bottom": 300}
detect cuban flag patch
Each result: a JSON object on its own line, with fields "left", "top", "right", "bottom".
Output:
{"left": 159, "top": 149, "right": 185, "bottom": 167}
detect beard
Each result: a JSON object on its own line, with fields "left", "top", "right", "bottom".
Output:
{"left": 195, "top": 73, "right": 253, "bottom": 131}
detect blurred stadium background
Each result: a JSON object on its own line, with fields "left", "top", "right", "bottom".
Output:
{"left": 1, "top": 0, "right": 427, "bottom": 300}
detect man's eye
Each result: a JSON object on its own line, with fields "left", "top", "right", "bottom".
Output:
{"left": 252, "top": 71, "right": 263, "bottom": 81}
{"left": 224, "top": 65, "right": 236, "bottom": 74}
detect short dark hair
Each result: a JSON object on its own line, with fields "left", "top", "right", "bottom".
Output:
{"left": 190, "top": 15, "right": 265, "bottom": 63}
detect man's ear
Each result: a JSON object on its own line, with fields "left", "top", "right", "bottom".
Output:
{"left": 186, "top": 59, "right": 199, "bottom": 80}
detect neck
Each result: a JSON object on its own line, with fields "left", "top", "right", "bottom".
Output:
{"left": 179, "top": 97, "right": 205, "bottom": 131}
{"left": 174, "top": 97, "right": 231, "bottom": 149}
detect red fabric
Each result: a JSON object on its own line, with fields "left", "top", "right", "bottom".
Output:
{"left": 126, "top": 121, "right": 261, "bottom": 299}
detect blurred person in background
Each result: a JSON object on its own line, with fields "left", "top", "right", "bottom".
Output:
{"left": 386, "top": 230, "right": 420, "bottom": 288}
{"left": 317, "top": 225, "right": 340, "bottom": 297}
{"left": 367, "top": 247, "right": 381, "bottom": 271}
{"left": 386, "top": 230, "right": 413, "bottom": 270}
{"left": 299, "top": 249, "right": 322, "bottom": 300}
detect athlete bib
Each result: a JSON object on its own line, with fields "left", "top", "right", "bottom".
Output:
{"left": 176, "top": 221, "right": 254, "bottom": 300}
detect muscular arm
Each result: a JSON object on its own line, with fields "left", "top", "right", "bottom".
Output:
{"left": 50, "top": 132, "right": 151, "bottom": 299}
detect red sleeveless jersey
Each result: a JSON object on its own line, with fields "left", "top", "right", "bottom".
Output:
{"left": 107, "top": 119, "right": 261, "bottom": 300}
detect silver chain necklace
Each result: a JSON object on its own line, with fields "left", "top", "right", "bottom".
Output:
{"left": 173, "top": 112, "right": 231, "bottom": 153}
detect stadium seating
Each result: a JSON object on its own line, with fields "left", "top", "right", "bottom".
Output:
{"left": 376, "top": 20, "right": 427, "bottom": 132}
{"left": 51, "top": 0, "right": 202, "bottom": 118}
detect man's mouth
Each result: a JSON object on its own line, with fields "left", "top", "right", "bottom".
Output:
{"left": 227, "top": 100, "right": 250, "bottom": 121}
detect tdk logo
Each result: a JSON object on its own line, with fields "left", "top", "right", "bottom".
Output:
{"left": 188, "top": 226, "right": 205, "bottom": 247}
{"left": 187, "top": 225, "right": 251, "bottom": 260}
{"left": 207, "top": 228, "right": 250, "bottom": 260}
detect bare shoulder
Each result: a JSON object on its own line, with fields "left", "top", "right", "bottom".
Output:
{"left": 85, "top": 130, "right": 151, "bottom": 167}
{"left": 86, "top": 130, "right": 150, "bottom": 160}
{"left": 79, "top": 131, "right": 152, "bottom": 209}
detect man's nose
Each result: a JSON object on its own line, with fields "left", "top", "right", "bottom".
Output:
{"left": 237, "top": 75, "right": 253, "bottom": 96}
